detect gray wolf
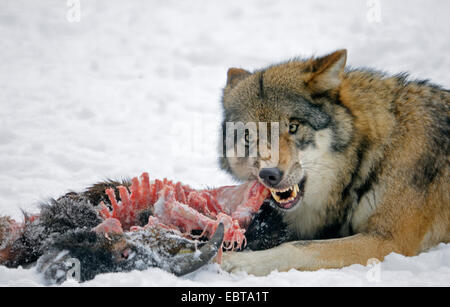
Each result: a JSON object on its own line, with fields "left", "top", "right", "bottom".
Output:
{"left": 219, "top": 49, "right": 450, "bottom": 275}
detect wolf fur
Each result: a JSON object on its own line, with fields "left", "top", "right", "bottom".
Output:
{"left": 219, "top": 49, "right": 450, "bottom": 275}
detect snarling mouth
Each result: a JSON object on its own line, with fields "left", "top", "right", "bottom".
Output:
{"left": 268, "top": 177, "right": 306, "bottom": 210}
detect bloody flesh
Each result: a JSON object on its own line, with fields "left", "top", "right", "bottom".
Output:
{"left": 98, "top": 172, "right": 270, "bottom": 253}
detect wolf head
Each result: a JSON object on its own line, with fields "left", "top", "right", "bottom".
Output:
{"left": 219, "top": 50, "right": 354, "bottom": 229}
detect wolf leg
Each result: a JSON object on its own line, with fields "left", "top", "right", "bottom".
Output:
{"left": 221, "top": 233, "right": 397, "bottom": 276}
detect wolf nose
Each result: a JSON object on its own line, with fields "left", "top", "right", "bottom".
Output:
{"left": 259, "top": 168, "right": 283, "bottom": 186}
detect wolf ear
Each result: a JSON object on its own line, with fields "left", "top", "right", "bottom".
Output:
{"left": 227, "top": 68, "right": 251, "bottom": 88}
{"left": 307, "top": 49, "right": 347, "bottom": 92}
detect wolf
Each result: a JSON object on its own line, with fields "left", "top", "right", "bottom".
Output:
{"left": 219, "top": 49, "right": 450, "bottom": 275}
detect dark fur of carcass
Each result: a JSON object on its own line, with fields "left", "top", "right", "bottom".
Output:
{"left": 0, "top": 178, "right": 290, "bottom": 283}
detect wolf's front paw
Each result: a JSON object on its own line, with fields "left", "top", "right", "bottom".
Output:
{"left": 221, "top": 251, "right": 275, "bottom": 276}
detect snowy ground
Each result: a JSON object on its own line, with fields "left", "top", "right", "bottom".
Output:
{"left": 0, "top": 0, "right": 449, "bottom": 286}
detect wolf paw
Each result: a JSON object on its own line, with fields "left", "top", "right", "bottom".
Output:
{"left": 221, "top": 250, "right": 274, "bottom": 276}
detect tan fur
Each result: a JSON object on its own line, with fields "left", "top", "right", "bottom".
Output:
{"left": 220, "top": 50, "right": 450, "bottom": 275}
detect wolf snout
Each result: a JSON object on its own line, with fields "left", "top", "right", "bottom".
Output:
{"left": 259, "top": 168, "right": 283, "bottom": 187}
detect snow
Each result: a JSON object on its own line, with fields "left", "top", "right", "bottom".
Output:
{"left": 0, "top": 0, "right": 449, "bottom": 286}
{"left": 1, "top": 243, "right": 449, "bottom": 287}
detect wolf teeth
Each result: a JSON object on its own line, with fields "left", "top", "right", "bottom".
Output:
{"left": 270, "top": 184, "right": 299, "bottom": 204}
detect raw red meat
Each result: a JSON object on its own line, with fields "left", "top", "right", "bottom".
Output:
{"left": 98, "top": 172, "right": 270, "bottom": 253}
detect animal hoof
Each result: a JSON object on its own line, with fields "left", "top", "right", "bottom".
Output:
{"left": 168, "top": 223, "right": 224, "bottom": 276}
{"left": 37, "top": 250, "right": 79, "bottom": 285}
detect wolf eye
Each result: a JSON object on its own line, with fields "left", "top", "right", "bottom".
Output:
{"left": 289, "top": 123, "right": 299, "bottom": 134}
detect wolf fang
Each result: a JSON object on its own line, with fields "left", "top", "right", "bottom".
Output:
{"left": 181, "top": 291, "right": 215, "bottom": 304}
